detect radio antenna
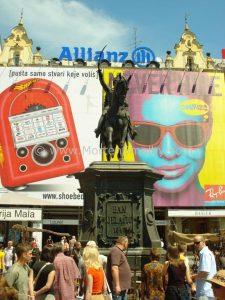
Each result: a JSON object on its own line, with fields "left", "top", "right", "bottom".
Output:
{"left": 126, "top": 27, "right": 142, "bottom": 52}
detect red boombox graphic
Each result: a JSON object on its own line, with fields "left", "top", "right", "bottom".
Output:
{"left": 0, "top": 78, "right": 84, "bottom": 189}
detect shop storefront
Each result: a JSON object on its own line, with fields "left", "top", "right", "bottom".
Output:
{"left": 0, "top": 207, "right": 42, "bottom": 245}
{"left": 42, "top": 218, "right": 80, "bottom": 245}
{"left": 168, "top": 209, "right": 225, "bottom": 234}
{"left": 0, "top": 205, "right": 82, "bottom": 248}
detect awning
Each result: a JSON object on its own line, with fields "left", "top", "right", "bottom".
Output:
{"left": 168, "top": 230, "right": 220, "bottom": 245}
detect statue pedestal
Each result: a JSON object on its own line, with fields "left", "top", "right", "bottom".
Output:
{"left": 75, "top": 161, "right": 162, "bottom": 271}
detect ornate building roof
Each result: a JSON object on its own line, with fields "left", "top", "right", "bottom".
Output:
{"left": 165, "top": 18, "right": 215, "bottom": 70}
{"left": 4, "top": 14, "right": 33, "bottom": 47}
{"left": 0, "top": 13, "right": 44, "bottom": 66}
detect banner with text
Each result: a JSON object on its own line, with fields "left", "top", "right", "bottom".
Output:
{"left": 0, "top": 67, "right": 102, "bottom": 206}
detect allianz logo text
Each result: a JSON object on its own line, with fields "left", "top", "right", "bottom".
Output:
{"left": 59, "top": 46, "right": 156, "bottom": 66}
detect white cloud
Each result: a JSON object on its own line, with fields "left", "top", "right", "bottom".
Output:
{"left": 0, "top": 0, "right": 130, "bottom": 59}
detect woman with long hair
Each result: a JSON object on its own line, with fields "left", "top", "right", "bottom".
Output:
{"left": 162, "top": 245, "right": 193, "bottom": 300}
{"left": 83, "top": 245, "right": 106, "bottom": 300}
{"left": 32, "top": 246, "right": 55, "bottom": 300}
{"left": 141, "top": 248, "right": 165, "bottom": 300}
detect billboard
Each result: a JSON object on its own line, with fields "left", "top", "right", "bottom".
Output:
{"left": 0, "top": 67, "right": 102, "bottom": 206}
{"left": 1, "top": 66, "right": 225, "bottom": 209}
{"left": 102, "top": 68, "right": 225, "bottom": 207}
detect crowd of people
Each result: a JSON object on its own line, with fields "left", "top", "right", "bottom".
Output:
{"left": 141, "top": 235, "right": 225, "bottom": 300}
{"left": 0, "top": 234, "right": 224, "bottom": 300}
{"left": 0, "top": 235, "right": 108, "bottom": 300}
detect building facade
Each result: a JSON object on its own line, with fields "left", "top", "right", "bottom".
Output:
{"left": 0, "top": 17, "right": 225, "bottom": 247}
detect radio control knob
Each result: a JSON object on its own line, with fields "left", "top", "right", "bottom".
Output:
{"left": 17, "top": 147, "right": 28, "bottom": 158}
{"left": 56, "top": 138, "right": 68, "bottom": 148}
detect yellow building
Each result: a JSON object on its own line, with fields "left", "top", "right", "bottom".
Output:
{"left": 0, "top": 14, "right": 44, "bottom": 66}
{"left": 165, "top": 19, "right": 215, "bottom": 70}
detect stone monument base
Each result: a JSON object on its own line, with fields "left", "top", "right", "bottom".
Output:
{"left": 75, "top": 161, "right": 162, "bottom": 272}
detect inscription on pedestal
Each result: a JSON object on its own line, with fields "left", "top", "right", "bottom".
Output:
{"left": 106, "top": 202, "right": 133, "bottom": 237}
{"left": 96, "top": 192, "right": 142, "bottom": 247}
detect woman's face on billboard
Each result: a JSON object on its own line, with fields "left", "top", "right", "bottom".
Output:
{"left": 132, "top": 94, "right": 211, "bottom": 193}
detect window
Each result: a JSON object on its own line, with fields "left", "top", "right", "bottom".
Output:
{"left": 186, "top": 56, "right": 194, "bottom": 71}
{"left": 14, "top": 54, "right": 20, "bottom": 66}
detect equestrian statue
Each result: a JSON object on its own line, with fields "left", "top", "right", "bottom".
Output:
{"left": 95, "top": 67, "right": 137, "bottom": 161}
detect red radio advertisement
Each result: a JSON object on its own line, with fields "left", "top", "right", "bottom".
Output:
{"left": 0, "top": 67, "right": 102, "bottom": 206}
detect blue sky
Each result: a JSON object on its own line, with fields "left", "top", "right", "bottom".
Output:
{"left": 0, "top": 0, "right": 224, "bottom": 61}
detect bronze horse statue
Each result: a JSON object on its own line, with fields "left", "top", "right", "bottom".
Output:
{"left": 95, "top": 69, "right": 136, "bottom": 161}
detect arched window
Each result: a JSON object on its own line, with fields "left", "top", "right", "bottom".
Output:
{"left": 186, "top": 56, "right": 194, "bottom": 71}
{"left": 14, "top": 54, "right": 20, "bottom": 66}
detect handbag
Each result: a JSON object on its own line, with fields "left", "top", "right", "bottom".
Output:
{"left": 33, "top": 262, "right": 51, "bottom": 289}
{"left": 103, "top": 272, "right": 112, "bottom": 300}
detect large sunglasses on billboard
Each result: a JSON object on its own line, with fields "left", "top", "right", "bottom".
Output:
{"left": 132, "top": 121, "right": 210, "bottom": 148}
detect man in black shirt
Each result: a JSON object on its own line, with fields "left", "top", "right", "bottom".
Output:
{"left": 106, "top": 236, "right": 131, "bottom": 300}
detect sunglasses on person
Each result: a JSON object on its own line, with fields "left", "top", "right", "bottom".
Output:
{"left": 132, "top": 121, "right": 210, "bottom": 148}
{"left": 194, "top": 241, "right": 201, "bottom": 245}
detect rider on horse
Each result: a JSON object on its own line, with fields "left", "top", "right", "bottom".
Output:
{"left": 94, "top": 68, "right": 136, "bottom": 140}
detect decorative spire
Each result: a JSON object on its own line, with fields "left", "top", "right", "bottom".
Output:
{"left": 19, "top": 8, "right": 23, "bottom": 25}
{"left": 185, "top": 13, "right": 189, "bottom": 30}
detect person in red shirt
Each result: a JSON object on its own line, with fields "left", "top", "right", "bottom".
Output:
{"left": 83, "top": 245, "right": 106, "bottom": 300}
{"left": 30, "top": 238, "right": 37, "bottom": 249}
